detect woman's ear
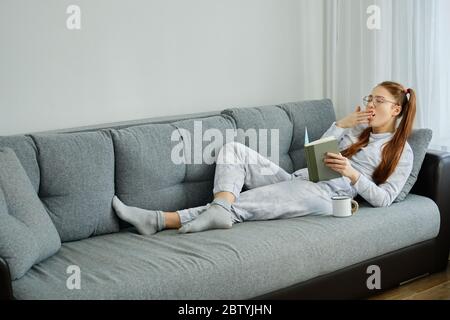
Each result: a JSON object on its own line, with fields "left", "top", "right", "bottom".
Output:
{"left": 392, "top": 105, "right": 402, "bottom": 117}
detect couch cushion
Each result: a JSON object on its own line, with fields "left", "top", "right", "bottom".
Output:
{"left": 12, "top": 194, "right": 439, "bottom": 299}
{"left": 394, "top": 129, "right": 432, "bottom": 202}
{"left": 0, "top": 148, "right": 61, "bottom": 280}
{"left": 222, "top": 105, "right": 294, "bottom": 173}
{"left": 111, "top": 123, "right": 187, "bottom": 215}
{"left": 279, "top": 99, "right": 336, "bottom": 171}
{"left": 0, "top": 136, "right": 40, "bottom": 192}
{"left": 31, "top": 131, "right": 117, "bottom": 242}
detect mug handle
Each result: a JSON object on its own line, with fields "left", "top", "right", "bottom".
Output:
{"left": 351, "top": 200, "right": 359, "bottom": 214}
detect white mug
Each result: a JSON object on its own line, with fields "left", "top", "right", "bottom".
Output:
{"left": 332, "top": 196, "right": 359, "bottom": 218}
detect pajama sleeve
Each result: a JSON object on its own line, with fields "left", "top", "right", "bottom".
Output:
{"left": 320, "top": 122, "right": 348, "bottom": 141}
{"left": 320, "top": 122, "right": 368, "bottom": 151}
{"left": 351, "top": 144, "right": 414, "bottom": 207}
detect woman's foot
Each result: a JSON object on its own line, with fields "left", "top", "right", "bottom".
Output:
{"left": 178, "top": 198, "right": 233, "bottom": 234}
{"left": 112, "top": 196, "right": 165, "bottom": 235}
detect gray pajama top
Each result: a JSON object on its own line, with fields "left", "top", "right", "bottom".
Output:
{"left": 313, "top": 122, "right": 414, "bottom": 207}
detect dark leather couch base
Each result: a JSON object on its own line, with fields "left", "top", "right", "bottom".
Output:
{"left": 252, "top": 239, "right": 445, "bottom": 300}
{"left": 0, "top": 257, "right": 12, "bottom": 300}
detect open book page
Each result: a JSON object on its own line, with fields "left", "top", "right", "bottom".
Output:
{"left": 304, "top": 136, "right": 336, "bottom": 147}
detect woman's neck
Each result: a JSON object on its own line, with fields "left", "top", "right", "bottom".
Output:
{"left": 372, "top": 123, "right": 396, "bottom": 134}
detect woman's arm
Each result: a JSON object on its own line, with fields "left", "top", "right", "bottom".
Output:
{"left": 351, "top": 145, "right": 414, "bottom": 207}
{"left": 320, "top": 121, "right": 348, "bottom": 141}
{"left": 321, "top": 106, "right": 372, "bottom": 148}
{"left": 321, "top": 122, "right": 368, "bottom": 151}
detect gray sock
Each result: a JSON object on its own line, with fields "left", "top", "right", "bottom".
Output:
{"left": 112, "top": 196, "right": 165, "bottom": 235}
{"left": 178, "top": 198, "right": 233, "bottom": 234}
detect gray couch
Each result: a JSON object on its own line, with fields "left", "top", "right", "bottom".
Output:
{"left": 1, "top": 99, "right": 449, "bottom": 300}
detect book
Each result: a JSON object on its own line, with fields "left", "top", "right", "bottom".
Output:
{"left": 304, "top": 136, "right": 342, "bottom": 182}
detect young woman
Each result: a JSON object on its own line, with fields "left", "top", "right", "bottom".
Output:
{"left": 113, "top": 81, "right": 416, "bottom": 235}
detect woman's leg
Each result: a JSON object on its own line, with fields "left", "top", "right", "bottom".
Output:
{"left": 112, "top": 196, "right": 166, "bottom": 235}
{"left": 212, "top": 142, "right": 293, "bottom": 202}
{"left": 113, "top": 194, "right": 214, "bottom": 232}
{"left": 113, "top": 198, "right": 236, "bottom": 234}
{"left": 178, "top": 142, "right": 294, "bottom": 233}
{"left": 164, "top": 211, "right": 181, "bottom": 229}
{"left": 231, "top": 178, "right": 334, "bottom": 222}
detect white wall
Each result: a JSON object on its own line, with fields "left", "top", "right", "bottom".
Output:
{"left": 0, "top": 0, "right": 324, "bottom": 135}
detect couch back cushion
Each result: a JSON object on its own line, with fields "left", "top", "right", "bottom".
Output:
{"left": 111, "top": 116, "right": 235, "bottom": 223}
{"left": 394, "top": 128, "right": 433, "bottom": 202}
{"left": 222, "top": 105, "right": 294, "bottom": 173}
{"left": 279, "top": 99, "right": 336, "bottom": 171}
{"left": 0, "top": 148, "right": 61, "bottom": 280}
{"left": 0, "top": 136, "right": 40, "bottom": 192}
{"left": 31, "top": 131, "right": 118, "bottom": 242}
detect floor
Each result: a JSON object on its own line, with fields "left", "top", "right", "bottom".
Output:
{"left": 369, "top": 261, "right": 450, "bottom": 300}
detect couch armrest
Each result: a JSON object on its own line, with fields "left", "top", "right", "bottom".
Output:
{"left": 0, "top": 256, "right": 13, "bottom": 300}
{"left": 411, "top": 149, "right": 450, "bottom": 271}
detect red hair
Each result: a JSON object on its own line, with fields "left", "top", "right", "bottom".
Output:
{"left": 341, "top": 81, "right": 416, "bottom": 185}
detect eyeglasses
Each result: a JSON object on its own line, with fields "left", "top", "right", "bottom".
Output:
{"left": 363, "top": 95, "right": 398, "bottom": 108}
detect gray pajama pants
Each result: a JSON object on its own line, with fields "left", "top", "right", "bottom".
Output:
{"left": 177, "top": 142, "right": 354, "bottom": 225}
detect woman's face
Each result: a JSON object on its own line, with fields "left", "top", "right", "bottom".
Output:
{"left": 365, "top": 86, "right": 402, "bottom": 132}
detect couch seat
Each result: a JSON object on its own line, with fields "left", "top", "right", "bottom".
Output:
{"left": 12, "top": 194, "right": 440, "bottom": 299}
